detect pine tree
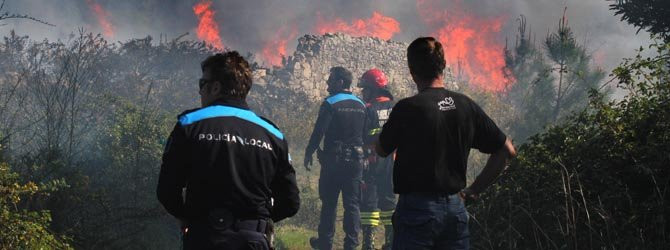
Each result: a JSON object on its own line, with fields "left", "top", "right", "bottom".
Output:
{"left": 544, "top": 10, "right": 606, "bottom": 122}
{"left": 503, "top": 11, "right": 607, "bottom": 141}
{"left": 504, "top": 15, "right": 556, "bottom": 141}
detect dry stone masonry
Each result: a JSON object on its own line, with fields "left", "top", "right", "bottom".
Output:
{"left": 254, "top": 32, "right": 456, "bottom": 101}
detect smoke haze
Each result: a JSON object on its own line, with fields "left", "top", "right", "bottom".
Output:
{"left": 1, "top": 0, "right": 651, "bottom": 86}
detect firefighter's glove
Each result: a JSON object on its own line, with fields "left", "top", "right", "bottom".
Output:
{"left": 304, "top": 153, "right": 313, "bottom": 171}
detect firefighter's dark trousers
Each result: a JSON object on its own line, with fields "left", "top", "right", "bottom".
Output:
{"left": 361, "top": 155, "right": 397, "bottom": 225}
{"left": 315, "top": 159, "right": 363, "bottom": 250}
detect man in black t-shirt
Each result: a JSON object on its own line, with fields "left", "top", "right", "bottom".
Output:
{"left": 375, "top": 37, "right": 516, "bottom": 249}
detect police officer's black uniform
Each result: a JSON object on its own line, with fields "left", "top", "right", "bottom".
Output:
{"left": 158, "top": 98, "right": 300, "bottom": 250}
{"left": 306, "top": 91, "right": 367, "bottom": 250}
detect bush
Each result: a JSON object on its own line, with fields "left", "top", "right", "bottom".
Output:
{"left": 469, "top": 40, "right": 670, "bottom": 249}
{"left": 0, "top": 161, "right": 71, "bottom": 249}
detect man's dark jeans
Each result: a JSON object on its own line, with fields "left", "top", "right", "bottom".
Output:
{"left": 392, "top": 193, "right": 470, "bottom": 250}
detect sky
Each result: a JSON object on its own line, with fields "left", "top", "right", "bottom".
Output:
{"left": 0, "top": 0, "right": 653, "bottom": 93}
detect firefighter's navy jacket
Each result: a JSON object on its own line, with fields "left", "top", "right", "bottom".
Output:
{"left": 157, "top": 98, "right": 300, "bottom": 223}
{"left": 364, "top": 96, "right": 394, "bottom": 144}
{"left": 306, "top": 91, "right": 367, "bottom": 156}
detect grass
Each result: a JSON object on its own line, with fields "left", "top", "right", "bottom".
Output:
{"left": 274, "top": 225, "right": 316, "bottom": 250}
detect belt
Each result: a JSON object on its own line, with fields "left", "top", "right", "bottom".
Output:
{"left": 235, "top": 219, "right": 269, "bottom": 233}
{"left": 201, "top": 208, "right": 272, "bottom": 233}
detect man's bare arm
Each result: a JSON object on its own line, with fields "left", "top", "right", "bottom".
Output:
{"left": 461, "top": 138, "right": 516, "bottom": 199}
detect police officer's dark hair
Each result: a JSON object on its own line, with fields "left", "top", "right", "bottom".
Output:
{"left": 201, "top": 51, "right": 252, "bottom": 99}
{"left": 329, "top": 66, "right": 353, "bottom": 89}
{"left": 407, "top": 37, "right": 446, "bottom": 84}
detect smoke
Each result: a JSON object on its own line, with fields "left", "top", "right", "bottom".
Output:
{"left": 1, "top": 0, "right": 651, "bottom": 86}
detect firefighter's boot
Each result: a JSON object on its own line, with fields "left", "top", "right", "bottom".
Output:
{"left": 362, "top": 225, "right": 375, "bottom": 250}
{"left": 309, "top": 237, "right": 319, "bottom": 249}
{"left": 380, "top": 209, "right": 394, "bottom": 250}
{"left": 382, "top": 225, "right": 393, "bottom": 250}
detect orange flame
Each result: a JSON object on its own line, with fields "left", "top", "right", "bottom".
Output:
{"left": 417, "top": 0, "right": 512, "bottom": 92}
{"left": 261, "top": 25, "right": 298, "bottom": 66}
{"left": 592, "top": 49, "right": 605, "bottom": 68}
{"left": 193, "top": 0, "right": 224, "bottom": 49}
{"left": 316, "top": 12, "right": 401, "bottom": 40}
{"left": 85, "top": 0, "right": 115, "bottom": 38}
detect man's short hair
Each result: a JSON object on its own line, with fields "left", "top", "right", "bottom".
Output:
{"left": 329, "top": 66, "right": 353, "bottom": 89}
{"left": 201, "top": 51, "right": 252, "bottom": 99}
{"left": 407, "top": 37, "right": 446, "bottom": 83}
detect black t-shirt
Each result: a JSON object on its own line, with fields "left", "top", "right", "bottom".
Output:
{"left": 378, "top": 87, "right": 506, "bottom": 194}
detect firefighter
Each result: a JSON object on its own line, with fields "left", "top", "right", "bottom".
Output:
{"left": 304, "top": 66, "right": 367, "bottom": 250}
{"left": 157, "top": 51, "right": 300, "bottom": 249}
{"left": 358, "top": 68, "right": 396, "bottom": 250}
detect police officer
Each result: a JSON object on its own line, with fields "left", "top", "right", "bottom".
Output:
{"left": 358, "top": 68, "right": 396, "bottom": 250}
{"left": 375, "top": 37, "right": 516, "bottom": 249}
{"left": 157, "top": 51, "right": 300, "bottom": 249}
{"left": 304, "top": 66, "right": 367, "bottom": 250}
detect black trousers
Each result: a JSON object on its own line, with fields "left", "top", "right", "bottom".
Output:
{"left": 361, "top": 155, "right": 397, "bottom": 212}
{"left": 315, "top": 158, "right": 364, "bottom": 250}
{"left": 183, "top": 220, "right": 270, "bottom": 250}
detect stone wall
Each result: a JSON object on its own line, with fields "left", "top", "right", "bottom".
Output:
{"left": 254, "top": 33, "right": 456, "bottom": 101}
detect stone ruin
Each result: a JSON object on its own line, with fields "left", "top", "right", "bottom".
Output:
{"left": 253, "top": 32, "right": 456, "bottom": 101}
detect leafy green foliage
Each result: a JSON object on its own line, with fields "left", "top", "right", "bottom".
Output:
{"left": 73, "top": 98, "right": 176, "bottom": 249}
{"left": 609, "top": 0, "right": 670, "bottom": 42}
{"left": 470, "top": 40, "right": 670, "bottom": 249}
{"left": 0, "top": 159, "right": 71, "bottom": 249}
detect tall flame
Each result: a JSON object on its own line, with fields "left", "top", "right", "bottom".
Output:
{"left": 417, "top": 0, "right": 512, "bottom": 92}
{"left": 261, "top": 25, "right": 298, "bottom": 66}
{"left": 85, "top": 0, "right": 115, "bottom": 38}
{"left": 316, "top": 12, "right": 401, "bottom": 40}
{"left": 193, "top": 0, "right": 224, "bottom": 49}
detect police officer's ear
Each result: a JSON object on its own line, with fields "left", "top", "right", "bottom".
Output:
{"left": 336, "top": 79, "right": 346, "bottom": 90}
{"left": 209, "top": 81, "right": 223, "bottom": 96}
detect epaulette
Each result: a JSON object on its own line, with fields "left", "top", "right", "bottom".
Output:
{"left": 177, "top": 107, "right": 201, "bottom": 119}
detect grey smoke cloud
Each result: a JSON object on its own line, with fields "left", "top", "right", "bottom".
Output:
{"left": 0, "top": 0, "right": 651, "bottom": 77}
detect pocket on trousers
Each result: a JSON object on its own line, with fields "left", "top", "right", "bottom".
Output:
{"left": 395, "top": 212, "right": 436, "bottom": 247}
{"left": 454, "top": 212, "right": 470, "bottom": 239}
{"left": 399, "top": 213, "right": 433, "bottom": 227}
{"left": 246, "top": 240, "right": 267, "bottom": 250}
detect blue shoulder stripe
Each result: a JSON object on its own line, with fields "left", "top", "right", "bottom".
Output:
{"left": 325, "top": 93, "right": 365, "bottom": 106}
{"left": 178, "top": 105, "right": 284, "bottom": 140}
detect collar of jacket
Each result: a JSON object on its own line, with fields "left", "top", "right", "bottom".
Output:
{"left": 328, "top": 90, "right": 353, "bottom": 96}
{"left": 374, "top": 96, "right": 391, "bottom": 103}
{"left": 211, "top": 97, "right": 250, "bottom": 110}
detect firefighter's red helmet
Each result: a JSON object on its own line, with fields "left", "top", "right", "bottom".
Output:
{"left": 358, "top": 68, "right": 388, "bottom": 89}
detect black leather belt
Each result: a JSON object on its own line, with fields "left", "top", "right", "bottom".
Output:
{"left": 203, "top": 208, "right": 271, "bottom": 233}
{"left": 235, "top": 219, "right": 268, "bottom": 233}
